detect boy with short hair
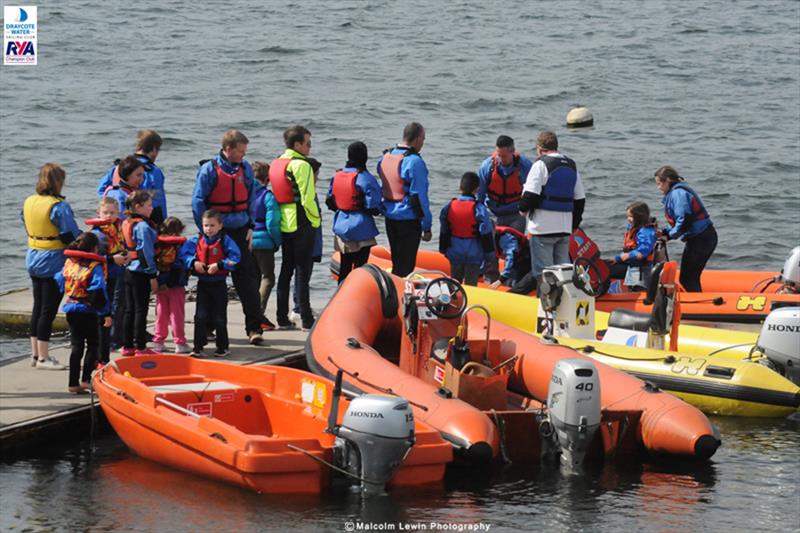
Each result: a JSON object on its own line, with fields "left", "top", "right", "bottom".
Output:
{"left": 438, "top": 172, "right": 495, "bottom": 286}
{"left": 179, "top": 209, "right": 240, "bottom": 358}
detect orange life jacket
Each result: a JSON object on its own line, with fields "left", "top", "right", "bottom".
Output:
{"left": 121, "top": 215, "right": 154, "bottom": 260}
{"left": 207, "top": 161, "right": 249, "bottom": 213}
{"left": 622, "top": 225, "right": 656, "bottom": 263}
{"left": 102, "top": 181, "right": 134, "bottom": 199}
{"left": 85, "top": 218, "right": 124, "bottom": 255}
{"left": 378, "top": 148, "right": 413, "bottom": 201}
{"left": 62, "top": 250, "right": 106, "bottom": 304}
{"left": 195, "top": 235, "right": 228, "bottom": 275}
{"left": 447, "top": 198, "right": 479, "bottom": 239}
{"left": 155, "top": 235, "right": 187, "bottom": 272}
{"left": 486, "top": 152, "right": 522, "bottom": 204}
{"left": 268, "top": 158, "right": 303, "bottom": 205}
{"left": 331, "top": 170, "right": 362, "bottom": 211}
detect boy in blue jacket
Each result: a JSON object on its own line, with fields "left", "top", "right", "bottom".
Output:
{"left": 439, "top": 172, "right": 495, "bottom": 286}
{"left": 251, "top": 162, "right": 281, "bottom": 329}
{"left": 179, "top": 209, "right": 241, "bottom": 358}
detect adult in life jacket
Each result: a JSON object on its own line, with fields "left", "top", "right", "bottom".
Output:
{"left": 607, "top": 201, "right": 658, "bottom": 291}
{"left": 102, "top": 156, "right": 146, "bottom": 221}
{"left": 438, "top": 172, "right": 495, "bottom": 286}
{"left": 96, "top": 130, "right": 167, "bottom": 224}
{"left": 519, "top": 131, "right": 586, "bottom": 279}
{"left": 325, "top": 141, "right": 383, "bottom": 284}
{"left": 492, "top": 225, "right": 531, "bottom": 287}
{"left": 655, "top": 165, "right": 717, "bottom": 292}
{"left": 376, "top": 122, "right": 433, "bottom": 277}
{"left": 22, "top": 163, "right": 82, "bottom": 370}
{"left": 192, "top": 129, "right": 266, "bottom": 343}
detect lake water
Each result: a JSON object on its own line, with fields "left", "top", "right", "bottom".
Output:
{"left": 1, "top": 1, "right": 798, "bottom": 531}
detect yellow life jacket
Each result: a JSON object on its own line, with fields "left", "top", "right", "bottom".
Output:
{"left": 23, "top": 195, "right": 66, "bottom": 250}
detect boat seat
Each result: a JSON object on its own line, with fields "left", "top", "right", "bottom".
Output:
{"left": 608, "top": 308, "right": 651, "bottom": 333}
{"left": 150, "top": 381, "right": 241, "bottom": 393}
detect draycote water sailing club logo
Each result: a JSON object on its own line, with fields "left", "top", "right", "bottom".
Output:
{"left": 4, "top": 6, "right": 37, "bottom": 65}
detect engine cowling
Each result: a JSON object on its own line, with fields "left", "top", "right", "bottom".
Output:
{"left": 756, "top": 307, "right": 800, "bottom": 386}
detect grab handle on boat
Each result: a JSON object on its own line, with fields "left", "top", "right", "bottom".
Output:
{"left": 460, "top": 304, "right": 492, "bottom": 365}
{"left": 326, "top": 369, "right": 344, "bottom": 434}
{"left": 155, "top": 396, "right": 202, "bottom": 418}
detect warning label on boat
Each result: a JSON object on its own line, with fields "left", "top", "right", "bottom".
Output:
{"left": 187, "top": 402, "right": 212, "bottom": 416}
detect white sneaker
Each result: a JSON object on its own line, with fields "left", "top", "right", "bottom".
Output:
{"left": 151, "top": 342, "right": 166, "bottom": 353}
{"left": 36, "top": 356, "right": 65, "bottom": 370}
{"left": 289, "top": 311, "right": 301, "bottom": 323}
{"left": 174, "top": 343, "right": 191, "bottom": 354}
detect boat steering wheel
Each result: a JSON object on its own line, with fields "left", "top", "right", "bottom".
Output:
{"left": 572, "top": 256, "right": 608, "bottom": 297}
{"left": 424, "top": 277, "right": 468, "bottom": 319}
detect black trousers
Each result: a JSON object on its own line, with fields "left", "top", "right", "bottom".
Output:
{"left": 680, "top": 225, "right": 718, "bottom": 292}
{"left": 194, "top": 280, "right": 229, "bottom": 352}
{"left": 277, "top": 224, "right": 315, "bottom": 326}
{"left": 123, "top": 270, "right": 152, "bottom": 350}
{"left": 385, "top": 218, "right": 422, "bottom": 278}
{"left": 226, "top": 226, "right": 265, "bottom": 334}
{"left": 67, "top": 312, "right": 97, "bottom": 387}
{"left": 30, "top": 276, "right": 63, "bottom": 341}
{"left": 339, "top": 246, "right": 372, "bottom": 284}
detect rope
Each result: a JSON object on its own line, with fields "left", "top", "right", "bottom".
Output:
{"left": 286, "top": 443, "right": 383, "bottom": 485}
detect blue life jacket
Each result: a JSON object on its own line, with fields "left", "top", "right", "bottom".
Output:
{"left": 539, "top": 155, "right": 577, "bottom": 212}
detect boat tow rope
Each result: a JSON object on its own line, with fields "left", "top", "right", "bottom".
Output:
{"left": 489, "top": 409, "right": 510, "bottom": 464}
{"left": 326, "top": 356, "right": 430, "bottom": 412}
{"left": 286, "top": 443, "right": 385, "bottom": 486}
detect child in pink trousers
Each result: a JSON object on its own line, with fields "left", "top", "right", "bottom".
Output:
{"left": 152, "top": 217, "right": 190, "bottom": 353}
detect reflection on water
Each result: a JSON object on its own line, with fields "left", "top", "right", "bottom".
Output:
{"left": 1, "top": 415, "right": 797, "bottom": 532}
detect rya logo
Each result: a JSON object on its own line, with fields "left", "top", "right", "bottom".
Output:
{"left": 5, "top": 41, "right": 35, "bottom": 56}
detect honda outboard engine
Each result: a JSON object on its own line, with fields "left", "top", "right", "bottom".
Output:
{"left": 334, "top": 394, "right": 415, "bottom": 495}
{"left": 756, "top": 307, "right": 800, "bottom": 386}
{"left": 779, "top": 246, "right": 800, "bottom": 292}
{"left": 540, "top": 359, "right": 601, "bottom": 468}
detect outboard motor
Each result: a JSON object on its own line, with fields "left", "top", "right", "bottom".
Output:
{"left": 333, "top": 394, "right": 415, "bottom": 495}
{"left": 778, "top": 246, "right": 800, "bottom": 293}
{"left": 755, "top": 307, "right": 800, "bottom": 386}
{"left": 536, "top": 264, "right": 596, "bottom": 339}
{"left": 540, "top": 359, "right": 601, "bottom": 468}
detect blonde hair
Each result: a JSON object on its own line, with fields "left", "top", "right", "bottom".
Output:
{"left": 35, "top": 163, "right": 66, "bottom": 196}
{"left": 97, "top": 196, "right": 119, "bottom": 212}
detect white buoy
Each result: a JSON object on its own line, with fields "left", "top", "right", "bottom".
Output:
{"left": 566, "top": 107, "right": 594, "bottom": 128}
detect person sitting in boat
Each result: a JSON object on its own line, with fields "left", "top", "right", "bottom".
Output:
{"left": 179, "top": 209, "right": 241, "bottom": 358}
{"left": 608, "top": 201, "right": 658, "bottom": 291}
{"left": 438, "top": 172, "right": 495, "bottom": 286}
{"left": 54, "top": 231, "right": 108, "bottom": 393}
{"left": 326, "top": 141, "right": 383, "bottom": 284}
{"left": 97, "top": 129, "right": 167, "bottom": 225}
{"left": 152, "top": 217, "right": 189, "bottom": 354}
{"left": 250, "top": 161, "right": 281, "bottom": 330}
{"left": 102, "top": 156, "right": 145, "bottom": 221}
{"left": 86, "top": 197, "right": 130, "bottom": 365}
{"left": 654, "top": 166, "right": 717, "bottom": 292}
{"left": 489, "top": 225, "right": 531, "bottom": 288}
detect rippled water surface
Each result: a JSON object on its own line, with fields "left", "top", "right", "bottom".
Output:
{"left": 1, "top": 1, "right": 799, "bottom": 531}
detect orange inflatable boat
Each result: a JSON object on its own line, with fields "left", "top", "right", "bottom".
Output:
{"left": 348, "top": 247, "right": 799, "bottom": 323}
{"left": 93, "top": 356, "right": 451, "bottom": 494}
{"left": 308, "top": 265, "right": 720, "bottom": 463}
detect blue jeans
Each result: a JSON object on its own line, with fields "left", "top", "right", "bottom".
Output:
{"left": 529, "top": 234, "right": 571, "bottom": 278}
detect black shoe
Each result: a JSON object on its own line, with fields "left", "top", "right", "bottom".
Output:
{"left": 301, "top": 319, "right": 315, "bottom": 332}
{"left": 189, "top": 349, "right": 205, "bottom": 358}
{"left": 213, "top": 349, "right": 230, "bottom": 358}
{"left": 277, "top": 319, "right": 297, "bottom": 330}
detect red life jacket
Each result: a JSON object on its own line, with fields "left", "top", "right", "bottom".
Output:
{"left": 85, "top": 218, "right": 125, "bottom": 255}
{"left": 103, "top": 181, "right": 134, "bottom": 199}
{"left": 486, "top": 152, "right": 522, "bottom": 204}
{"left": 195, "top": 235, "right": 228, "bottom": 275}
{"left": 207, "top": 161, "right": 249, "bottom": 213}
{"left": 331, "top": 170, "right": 362, "bottom": 211}
{"left": 664, "top": 183, "right": 709, "bottom": 227}
{"left": 268, "top": 157, "right": 303, "bottom": 205}
{"left": 378, "top": 149, "right": 411, "bottom": 201}
{"left": 121, "top": 215, "right": 154, "bottom": 260}
{"left": 62, "top": 251, "right": 106, "bottom": 304}
{"left": 494, "top": 226, "right": 527, "bottom": 259}
{"left": 447, "top": 198, "right": 479, "bottom": 239}
{"left": 622, "top": 225, "right": 655, "bottom": 263}
{"left": 155, "top": 235, "right": 187, "bottom": 272}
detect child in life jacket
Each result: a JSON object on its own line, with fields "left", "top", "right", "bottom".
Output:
{"left": 250, "top": 161, "right": 281, "bottom": 330}
{"left": 489, "top": 226, "right": 532, "bottom": 288}
{"left": 609, "top": 201, "right": 658, "bottom": 291}
{"left": 121, "top": 190, "right": 159, "bottom": 356}
{"left": 179, "top": 209, "right": 241, "bottom": 358}
{"left": 438, "top": 172, "right": 495, "bottom": 286}
{"left": 152, "top": 217, "right": 189, "bottom": 354}
{"left": 54, "top": 232, "right": 108, "bottom": 393}
{"left": 86, "top": 197, "right": 130, "bottom": 365}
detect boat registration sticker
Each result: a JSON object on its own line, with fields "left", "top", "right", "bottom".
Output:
{"left": 301, "top": 379, "right": 327, "bottom": 408}
{"left": 187, "top": 402, "right": 212, "bottom": 416}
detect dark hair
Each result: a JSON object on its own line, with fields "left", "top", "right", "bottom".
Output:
{"left": 136, "top": 129, "right": 162, "bottom": 153}
{"left": 68, "top": 231, "right": 99, "bottom": 253}
{"left": 124, "top": 190, "right": 152, "bottom": 218}
{"left": 284, "top": 125, "right": 311, "bottom": 149}
{"left": 160, "top": 216, "right": 185, "bottom": 236}
{"left": 221, "top": 129, "right": 249, "bottom": 150}
{"left": 654, "top": 165, "right": 683, "bottom": 183}
{"left": 307, "top": 157, "right": 322, "bottom": 174}
{"left": 118, "top": 155, "right": 145, "bottom": 181}
{"left": 536, "top": 131, "right": 558, "bottom": 151}
{"left": 460, "top": 172, "right": 480, "bottom": 194}
{"left": 402, "top": 122, "right": 425, "bottom": 144}
{"left": 496, "top": 135, "right": 515, "bottom": 149}
{"left": 202, "top": 209, "right": 222, "bottom": 223}
{"left": 252, "top": 161, "right": 269, "bottom": 184}
{"left": 35, "top": 163, "right": 66, "bottom": 196}
{"left": 626, "top": 201, "right": 650, "bottom": 230}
